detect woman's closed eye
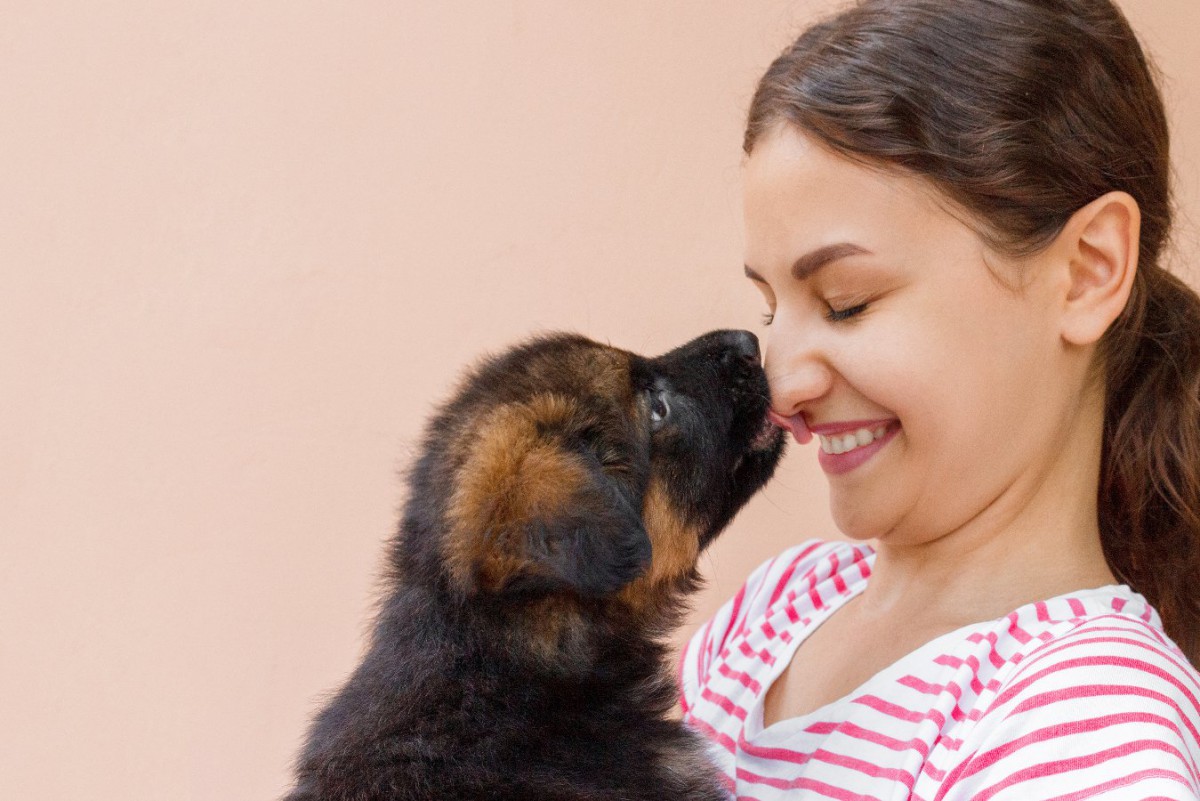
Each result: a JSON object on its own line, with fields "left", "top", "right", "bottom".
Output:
{"left": 759, "top": 302, "right": 870, "bottom": 327}
{"left": 826, "top": 302, "right": 869, "bottom": 322}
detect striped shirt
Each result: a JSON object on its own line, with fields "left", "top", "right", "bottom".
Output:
{"left": 680, "top": 540, "right": 1200, "bottom": 800}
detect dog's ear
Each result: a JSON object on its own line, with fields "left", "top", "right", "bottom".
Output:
{"left": 444, "top": 395, "right": 652, "bottom": 597}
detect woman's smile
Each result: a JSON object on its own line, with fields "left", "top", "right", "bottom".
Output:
{"left": 812, "top": 420, "right": 901, "bottom": 475}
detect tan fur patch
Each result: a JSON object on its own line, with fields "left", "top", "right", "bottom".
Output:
{"left": 582, "top": 350, "right": 633, "bottom": 402}
{"left": 515, "top": 597, "right": 591, "bottom": 668}
{"left": 444, "top": 397, "right": 591, "bottom": 594}
{"left": 618, "top": 477, "right": 700, "bottom": 612}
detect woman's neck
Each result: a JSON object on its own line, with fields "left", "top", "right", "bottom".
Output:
{"left": 858, "top": 393, "right": 1117, "bottom": 628}
{"left": 862, "top": 522, "right": 1116, "bottom": 630}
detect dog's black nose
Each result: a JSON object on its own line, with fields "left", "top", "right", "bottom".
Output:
{"left": 722, "top": 330, "right": 761, "bottom": 367}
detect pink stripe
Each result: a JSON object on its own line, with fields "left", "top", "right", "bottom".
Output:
{"left": 898, "top": 675, "right": 956, "bottom": 698}
{"left": 1006, "top": 612, "right": 1032, "bottom": 645}
{"left": 685, "top": 714, "right": 736, "bottom": 755}
{"left": 971, "top": 740, "right": 1193, "bottom": 801}
{"left": 1044, "top": 769, "right": 1195, "bottom": 801}
{"left": 736, "top": 738, "right": 811, "bottom": 765}
{"left": 700, "top": 686, "right": 748, "bottom": 721}
{"left": 823, "top": 720, "right": 932, "bottom": 757}
{"left": 991, "top": 649, "right": 1200, "bottom": 720}
{"left": 853, "top": 694, "right": 925, "bottom": 723}
{"left": 809, "top": 748, "right": 916, "bottom": 788}
{"left": 735, "top": 767, "right": 884, "bottom": 801}
{"left": 1004, "top": 624, "right": 1194, "bottom": 693}
{"left": 1067, "top": 597, "right": 1087, "bottom": 617}
{"left": 851, "top": 546, "right": 873, "bottom": 579}
{"left": 1005, "top": 683, "right": 1200, "bottom": 771}
{"left": 1034, "top": 601, "right": 1050, "bottom": 622}
{"left": 896, "top": 676, "right": 965, "bottom": 724}
{"left": 995, "top": 631, "right": 1117, "bottom": 696}
{"left": 737, "top": 639, "right": 776, "bottom": 666}
{"left": 1070, "top": 617, "right": 1168, "bottom": 640}
{"left": 808, "top": 572, "right": 824, "bottom": 610}
{"left": 767, "top": 543, "right": 822, "bottom": 608}
{"left": 1129, "top": 617, "right": 1178, "bottom": 651}
{"left": 931, "top": 732, "right": 964, "bottom": 752}
{"left": 716, "top": 660, "right": 763, "bottom": 694}
{"left": 983, "top": 631, "right": 1005, "bottom": 668}
{"left": 935, "top": 653, "right": 985, "bottom": 695}
{"left": 831, "top": 552, "right": 848, "bottom": 594}
{"left": 967, "top": 631, "right": 1006, "bottom": 668}
{"left": 726, "top": 581, "right": 751, "bottom": 645}
{"left": 957, "top": 715, "right": 1198, "bottom": 787}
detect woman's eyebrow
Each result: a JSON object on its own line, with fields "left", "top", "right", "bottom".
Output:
{"left": 744, "top": 242, "right": 872, "bottom": 283}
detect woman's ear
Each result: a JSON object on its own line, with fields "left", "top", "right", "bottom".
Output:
{"left": 1055, "top": 191, "right": 1140, "bottom": 346}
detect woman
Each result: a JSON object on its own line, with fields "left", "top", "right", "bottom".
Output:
{"left": 680, "top": 1, "right": 1200, "bottom": 798}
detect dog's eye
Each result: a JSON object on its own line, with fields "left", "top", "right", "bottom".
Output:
{"left": 649, "top": 391, "right": 670, "bottom": 429}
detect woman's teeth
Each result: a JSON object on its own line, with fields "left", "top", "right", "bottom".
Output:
{"left": 818, "top": 425, "right": 891, "bottom": 455}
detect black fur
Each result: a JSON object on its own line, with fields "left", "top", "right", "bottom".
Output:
{"left": 285, "top": 330, "right": 785, "bottom": 800}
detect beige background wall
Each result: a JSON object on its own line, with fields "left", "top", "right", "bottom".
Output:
{"left": 2, "top": 2, "right": 1196, "bottom": 799}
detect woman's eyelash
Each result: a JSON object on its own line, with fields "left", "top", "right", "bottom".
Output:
{"left": 826, "top": 302, "right": 869, "bottom": 322}
{"left": 760, "top": 303, "right": 868, "bottom": 326}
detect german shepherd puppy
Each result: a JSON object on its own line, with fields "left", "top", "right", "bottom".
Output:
{"left": 286, "top": 330, "right": 785, "bottom": 801}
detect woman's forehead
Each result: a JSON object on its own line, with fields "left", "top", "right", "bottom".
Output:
{"left": 741, "top": 128, "right": 972, "bottom": 277}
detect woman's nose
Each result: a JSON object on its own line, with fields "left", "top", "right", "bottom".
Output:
{"left": 763, "top": 339, "right": 834, "bottom": 418}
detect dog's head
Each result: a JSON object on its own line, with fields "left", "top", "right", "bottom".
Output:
{"left": 400, "top": 330, "right": 785, "bottom": 613}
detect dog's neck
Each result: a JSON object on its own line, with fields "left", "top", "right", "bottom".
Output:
{"left": 443, "top": 588, "right": 677, "bottom": 680}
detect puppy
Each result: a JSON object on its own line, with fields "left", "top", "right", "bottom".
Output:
{"left": 286, "top": 329, "right": 785, "bottom": 801}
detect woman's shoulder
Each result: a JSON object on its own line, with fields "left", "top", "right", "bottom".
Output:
{"left": 945, "top": 587, "right": 1198, "bottom": 765}
{"left": 951, "top": 584, "right": 1200, "bottom": 724}
{"left": 1004, "top": 585, "right": 1193, "bottom": 671}
{"left": 936, "top": 588, "right": 1200, "bottom": 798}
{"left": 986, "top": 586, "right": 1200, "bottom": 719}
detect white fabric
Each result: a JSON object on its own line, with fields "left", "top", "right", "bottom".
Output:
{"left": 680, "top": 540, "right": 1200, "bottom": 800}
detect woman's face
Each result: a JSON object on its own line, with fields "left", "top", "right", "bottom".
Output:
{"left": 743, "top": 126, "right": 1084, "bottom": 544}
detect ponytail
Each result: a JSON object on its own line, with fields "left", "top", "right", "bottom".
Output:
{"left": 1101, "top": 268, "right": 1200, "bottom": 663}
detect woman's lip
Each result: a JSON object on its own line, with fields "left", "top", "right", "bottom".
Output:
{"left": 817, "top": 423, "right": 900, "bottom": 475}
{"left": 808, "top": 418, "right": 898, "bottom": 436}
{"left": 767, "top": 410, "right": 812, "bottom": 444}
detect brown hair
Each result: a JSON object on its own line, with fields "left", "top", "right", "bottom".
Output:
{"left": 746, "top": 0, "right": 1200, "bottom": 663}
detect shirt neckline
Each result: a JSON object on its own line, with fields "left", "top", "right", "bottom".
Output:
{"left": 742, "top": 547, "right": 1143, "bottom": 741}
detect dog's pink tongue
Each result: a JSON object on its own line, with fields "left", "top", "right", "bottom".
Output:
{"left": 768, "top": 410, "right": 813, "bottom": 445}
